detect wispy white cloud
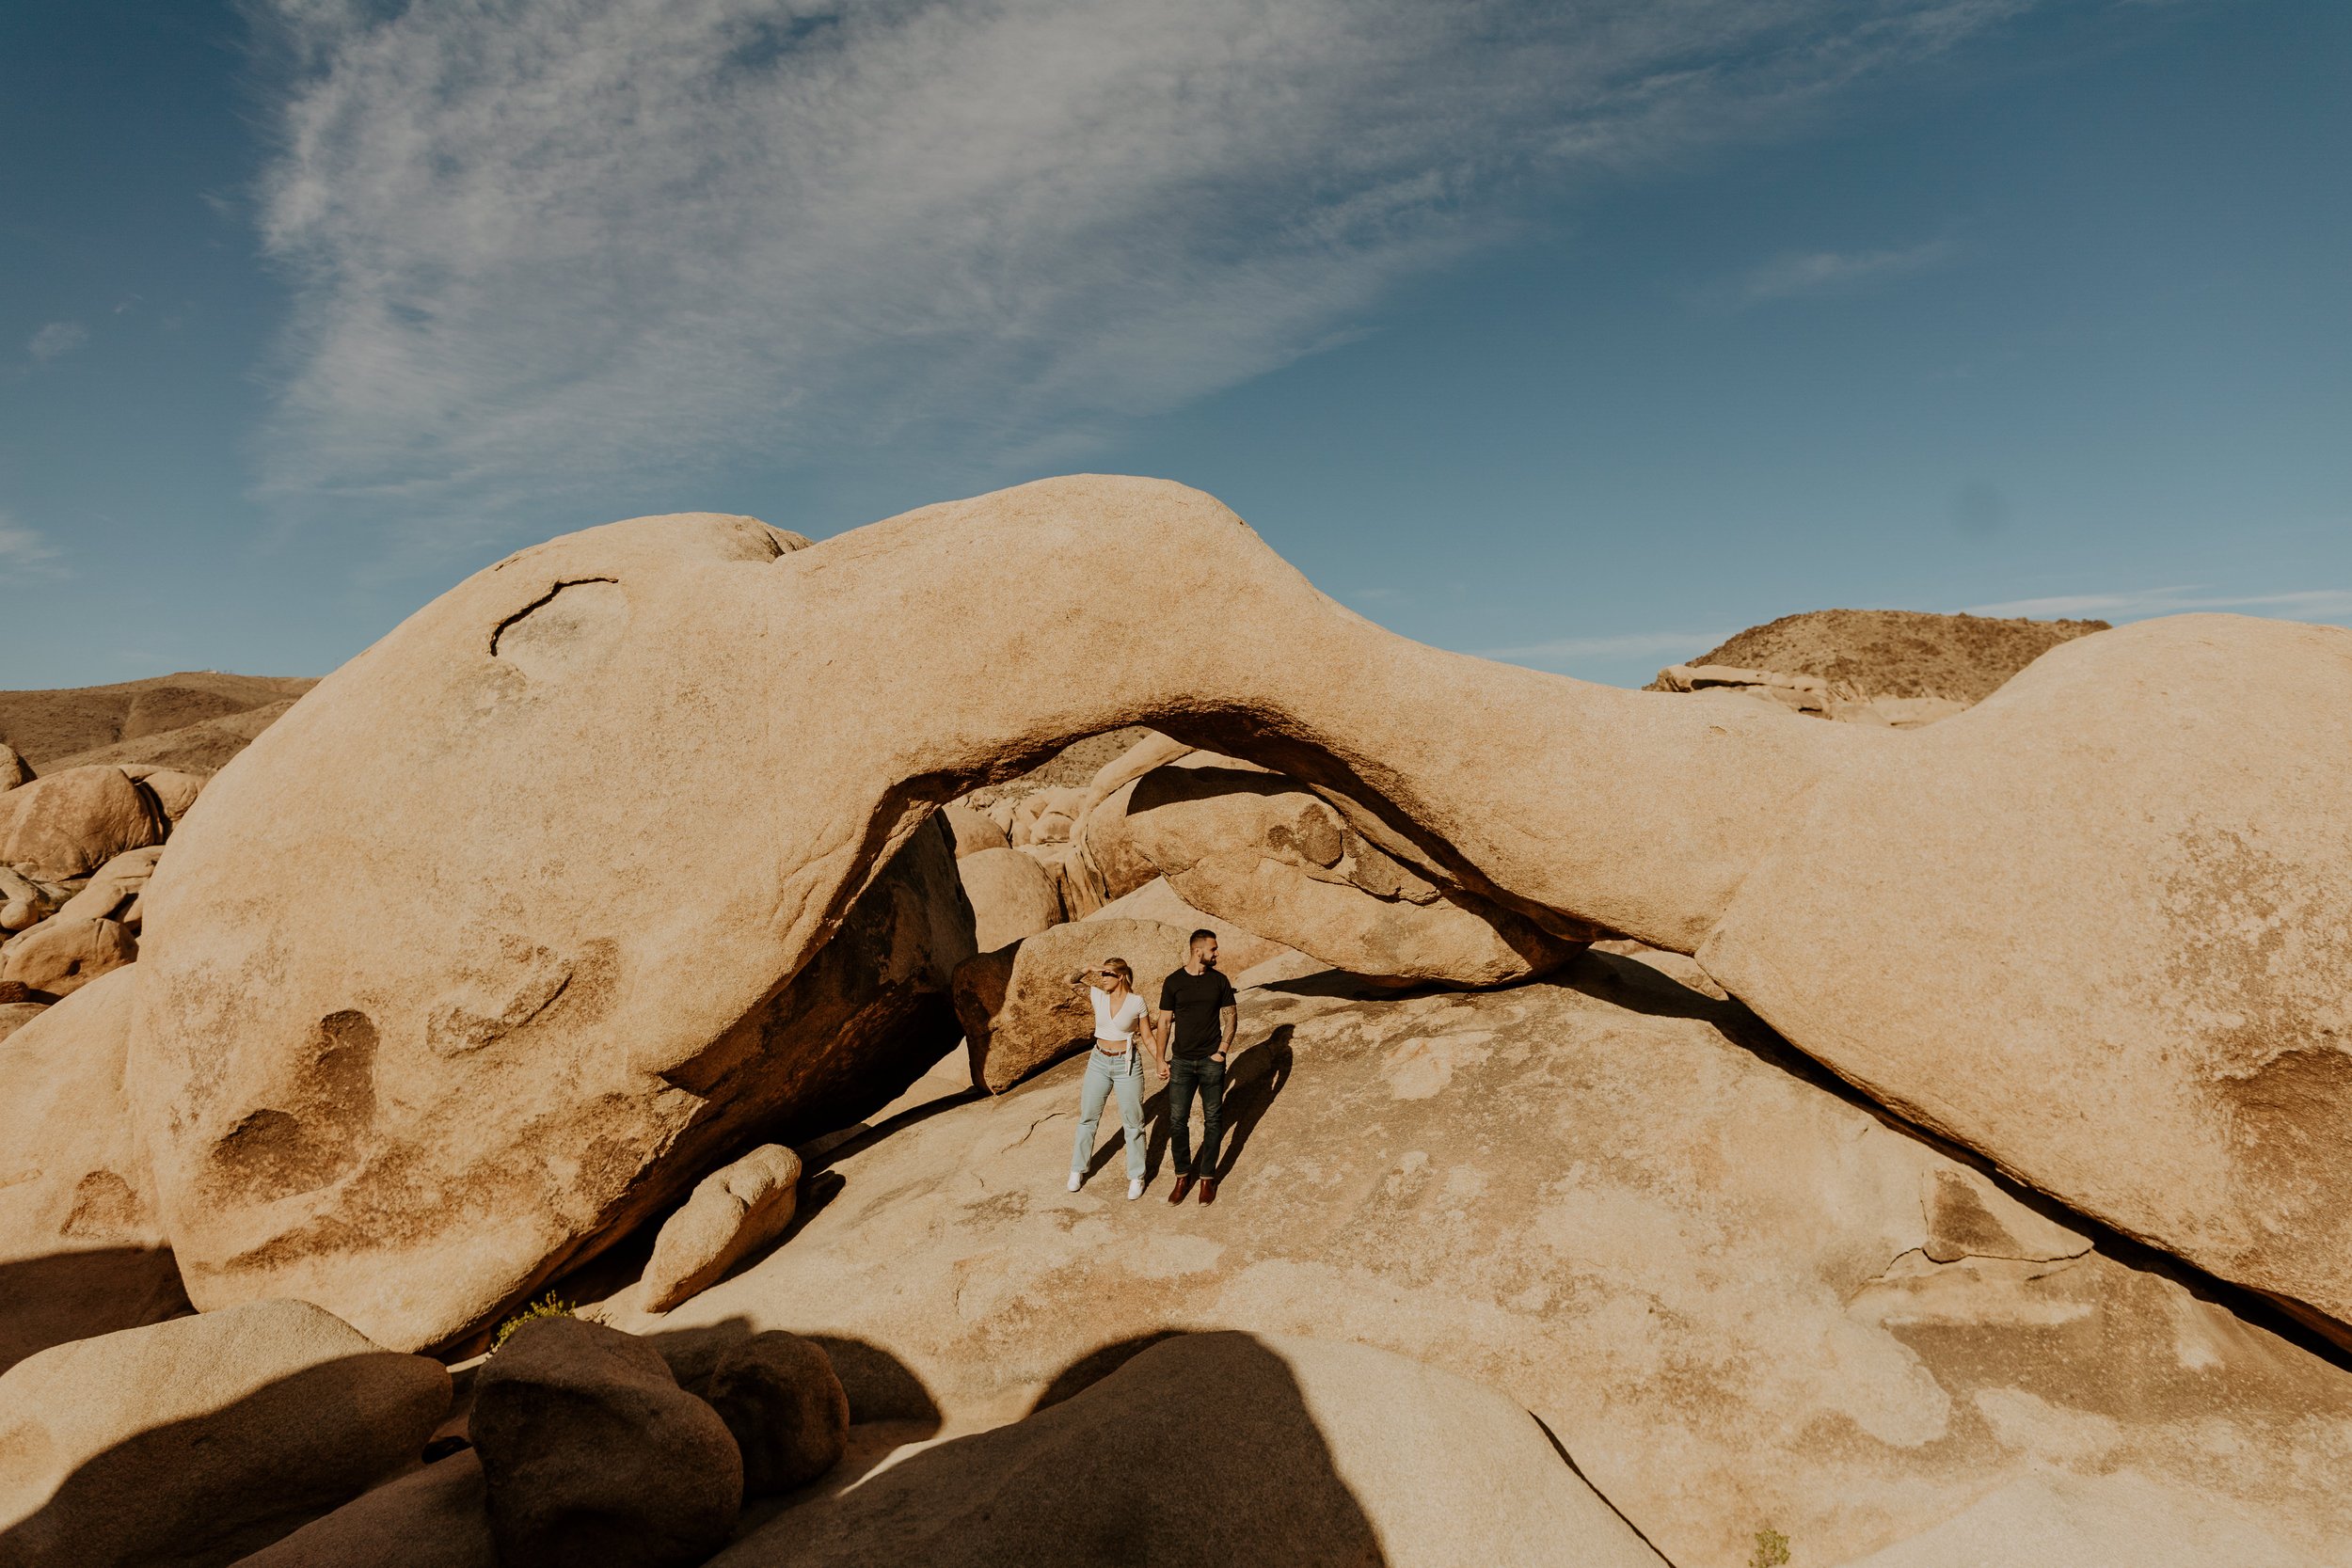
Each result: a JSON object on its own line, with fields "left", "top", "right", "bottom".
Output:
{"left": 1966, "top": 587, "right": 2352, "bottom": 621}
{"left": 1732, "top": 239, "right": 1954, "bottom": 304}
{"left": 26, "top": 322, "right": 87, "bottom": 362}
{"left": 0, "top": 512, "right": 64, "bottom": 575}
{"left": 251, "top": 0, "right": 2039, "bottom": 548}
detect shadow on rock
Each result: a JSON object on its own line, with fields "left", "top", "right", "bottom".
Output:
{"left": 0, "top": 1245, "right": 191, "bottom": 1376}
{"left": 713, "top": 1330, "right": 1665, "bottom": 1568}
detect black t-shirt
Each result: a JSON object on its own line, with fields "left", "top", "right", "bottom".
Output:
{"left": 1159, "top": 965, "right": 1237, "bottom": 1059}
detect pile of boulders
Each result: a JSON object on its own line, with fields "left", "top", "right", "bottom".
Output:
{"left": 0, "top": 756, "right": 207, "bottom": 1024}
{"left": 944, "top": 729, "right": 1589, "bottom": 1091}
{"left": 0, "top": 1295, "right": 850, "bottom": 1568}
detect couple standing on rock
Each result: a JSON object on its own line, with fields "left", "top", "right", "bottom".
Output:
{"left": 1064, "top": 929, "right": 1239, "bottom": 1204}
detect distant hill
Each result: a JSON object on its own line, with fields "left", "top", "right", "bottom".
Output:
{"left": 1658, "top": 610, "right": 2109, "bottom": 705}
{"left": 0, "top": 673, "right": 317, "bottom": 772}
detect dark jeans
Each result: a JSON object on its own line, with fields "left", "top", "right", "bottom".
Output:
{"left": 1168, "top": 1055, "right": 1225, "bottom": 1177}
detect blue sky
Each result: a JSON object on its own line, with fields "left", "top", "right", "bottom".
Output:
{"left": 3, "top": 0, "right": 2345, "bottom": 689}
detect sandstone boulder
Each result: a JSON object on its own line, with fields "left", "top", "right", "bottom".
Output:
{"left": 54, "top": 847, "right": 164, "bottom": 927}
{"left": 0, "top": 746, "right": 28, "bottom": 790}
{"left": 0, "top": 967, "right": 187, "bottom": 1372}
{"left": 700, "top": 1331, "right": 850, "bottom": 1497}
{"left": 0, "top": 767, "right": 167, "bottom": 883}
{"left": 937, "top": 803, "right": 1008, "bottom": 858}
{"left": 0, "top": 1298, "right": 451, "bottom": 1568}
{"left": 0, "top": 1001, "right": 45, "bottom": 1043}
{"left": 471, "top": 1316, "right": 740, "bottom": 1568}
{"left": 952, "top": 917, "right": 1196, "bottom": 1092}
{"left": 120, "top": 768, "right": 207, "bottom": 823}
{"left": 1014, "top": 838, "right": 1105, "bottom": 919}
{"left": 229, "top": 1451, "right": 498, "bottom": 1568}
{"left": 1087, "top": 876, "right": 1298, "bottom": 974}
{"left": 641, "top": 1144, "right": 803, "bottom": 1312}
{"left": 0, "top": 868, "right": 51, "bottom": 934}
{"left": 1, "top": 916, "right": 136, "bottom": 998}
{"left": 1008, "top": 785, "right": 1087, "bottom": 847}
{"left": 125, "top": 476, "right": 2352, "bottom": 1350}
{"left": 1118, "top": 764, "right": 1581, "bottom": 986}
{"left": 707, "top": 1333, "right": 1665, "bottom": 1568}
{"left": 141, "top": 783, "right": 971, "bottom": 1353}
{"left": 615, "top": 963, "right": 2352, "bottom": 1568}
{"left": 955, "top": 847, "right": 1062, "bottom": 953}
{"left": 1697, "top": 616, "right": 2352, "bottom": 1345}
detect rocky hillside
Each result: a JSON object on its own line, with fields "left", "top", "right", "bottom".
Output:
{"left": 0, "top": 672, "right": 315, "bottom": 772}
{"left": 1657, "top": 608, "right": 2109, "bottom": 704}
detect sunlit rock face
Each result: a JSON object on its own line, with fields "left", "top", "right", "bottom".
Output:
{"left": 597, "top": 960, "right": 2352, "bottom": 1568}
{"left": 119, "top": 475, "right": 2352, "bottom": 1354}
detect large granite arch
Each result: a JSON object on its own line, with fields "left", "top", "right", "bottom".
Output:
{"left": 124, "top": 476, "right": 2352, "bottom": 1352}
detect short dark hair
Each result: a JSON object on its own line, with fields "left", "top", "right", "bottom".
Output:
{"left": 1189, "top": 929, "right": 1217, "bottom": 948}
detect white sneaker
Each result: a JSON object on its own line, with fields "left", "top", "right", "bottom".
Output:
{"left": 1067, "top": 1171, "right": 1083, "bottom": 1193}
{"left": 1127, "top": 1179, "right": 1145, "bottom": 1201}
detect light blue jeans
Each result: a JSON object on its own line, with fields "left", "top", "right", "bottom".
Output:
{"left": 1072, "top": 1043, "right": 1148, "bottom": 1183}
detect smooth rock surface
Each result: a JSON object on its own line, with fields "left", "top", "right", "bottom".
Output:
{"left": 701, "top": 1331, "right": 850, "bottom": 1497}
{"left": 1086, "top": 875, "right": 1298, "bottom": 974}
{"left": 229, "top": 1451, "right": 498, "bottom": 1568}
{"left": 1838, "top": 1465, "right": 2309, "bottom": 1568}
{"left": 54, "top": 847, "right": 164, "bottom": 927}
{"left": 127, "top": 476, "right": 2352, "bottom": 1344}
{"left": 0, "top": 967, "right": 188, "bottom": 1373}
{"left": 121, "top": 768, "right": 207, "bottom": 822}
{"left": 1117, "top": 763, "right": 1582, "bottom": 986}
{"left": 0, "top": 1298, "right": 451, "bottom": 1568}
{"left": 144, "top": 796, "right": 970, "bottom": 1353}
{"left": 937, "top": 803, "right": 1008, "bottom": 858}
{"left": 1015, "top": 839, "right": 1106, "bottom": 920}
{"left": 610, "top": 962, "right": 2352, "bottom": 1568}
{"left": 955, "top": 846, "right": 1062, "bottom": 953}
{"left": 471, "top": 1316, "right": 740, "bottom": 1568}
{"left": 0, "top": 767, "right": 166, "bottom": 883}
{"left": 951, "top": 917, "right": 1196, "bottom": 1092}
{"left": 641, "top": 1144, "right": 803, "bottom": 1313}
{"left": 1, "top": 916, "right": 136, "bottom": 998}
{"left": 709, "top": 1332, "right": 1666, "bottom": 1568}
{"left": 1700, "top": 615, "right": 2352, "bottom": 1342}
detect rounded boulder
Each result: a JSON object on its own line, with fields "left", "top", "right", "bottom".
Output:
{"left": 472, "top": 1316, "right": 741, "bottom": 1568}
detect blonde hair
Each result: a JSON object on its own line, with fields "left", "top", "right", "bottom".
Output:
{"left": 1099, "top": 957, "right": 1134, "bottom": 985}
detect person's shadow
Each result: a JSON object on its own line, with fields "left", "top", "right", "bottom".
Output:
{"left": 1091, "top": 1023, "right": 1295, "bottom": 1184}
{"left": 1215, "top": 1024, "right": 1292, "bottom": 1180}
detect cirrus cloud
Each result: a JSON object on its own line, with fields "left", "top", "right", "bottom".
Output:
{"left": 251, "top": 0, "right": 2040, "bottom": 547}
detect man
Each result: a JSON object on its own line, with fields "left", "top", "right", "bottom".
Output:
{"left": 1155, "top": 928, "right": 1238, "bottom": 1204}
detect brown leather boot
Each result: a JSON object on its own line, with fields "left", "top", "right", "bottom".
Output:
{"left": 1199, "top": 1177, "right": 1218, "bottom": 1205}
{"left": 1168, "top": 1175, "right": 1192, "bottom": 1204}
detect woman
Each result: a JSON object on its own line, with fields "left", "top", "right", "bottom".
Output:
{"left": 1066, "top": 957, "right": 1162, "bottom": 1200}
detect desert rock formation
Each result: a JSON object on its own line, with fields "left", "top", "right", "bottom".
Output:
{"left": 0, "top": 1299, "right": 449, "bottom": 1568}
{"left": 119, "top": 477, "right": 2352, "bottom": 1358}
{"left": 706, "top": 1333, "right": 1669, "bottom": 1568}
{"left": 605, "top": 960, "right": 2352, "bottom": 1567}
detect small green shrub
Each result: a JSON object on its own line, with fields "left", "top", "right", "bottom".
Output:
{"left": 1749, "top": 1526, "right": 1791, "bottom": 1568}
{"left": 489, "top": 1291, "right": 573, "bottom": 1353}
